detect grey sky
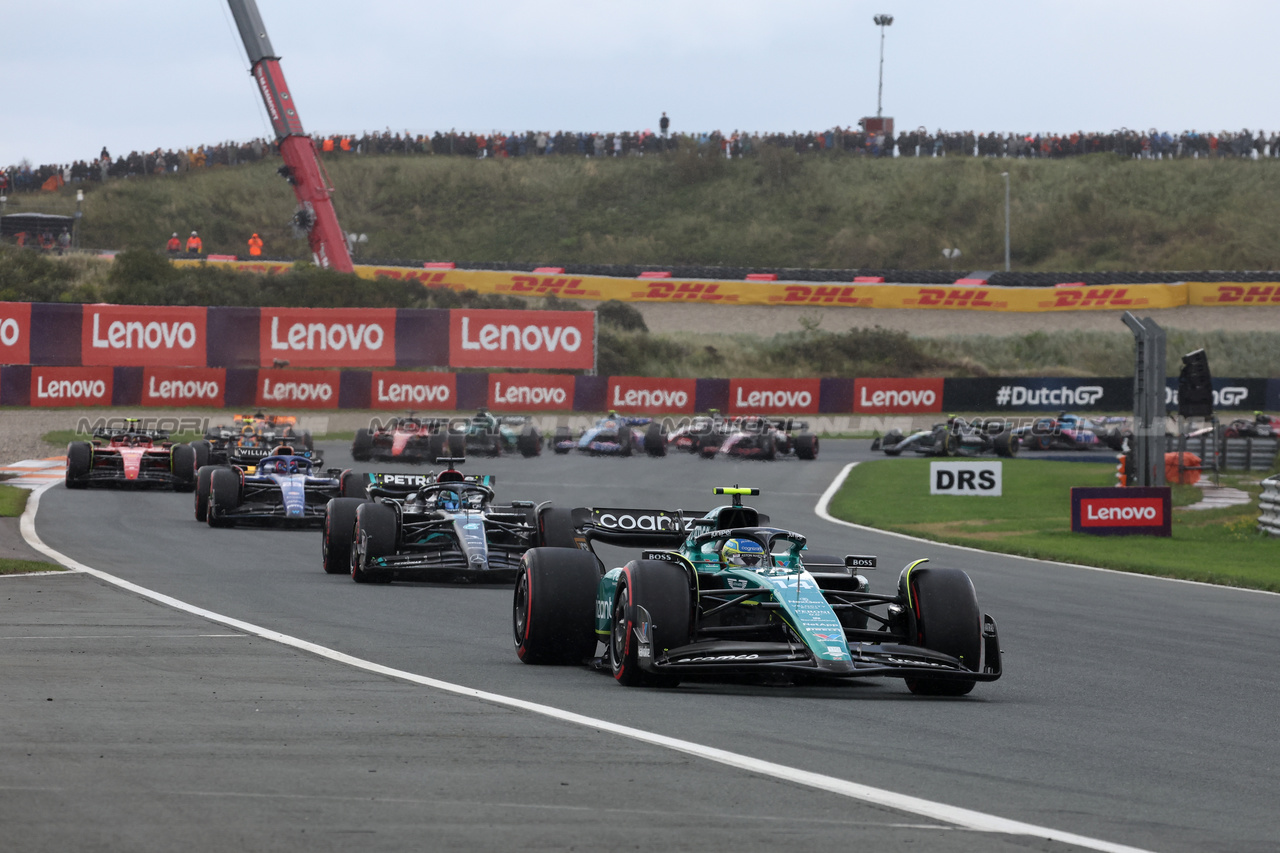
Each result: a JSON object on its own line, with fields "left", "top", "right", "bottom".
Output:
{"left": 4, "top": 0, "right": 1277, "bottom": 166}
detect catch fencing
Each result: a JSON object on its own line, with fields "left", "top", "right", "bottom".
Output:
{"left": 1177, "top": 434, "right": 1280, "bottom": 472}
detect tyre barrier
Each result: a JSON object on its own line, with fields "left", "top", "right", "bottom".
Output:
{"left": 1171, "top": 435, "right": 1278, "bottom": 472}
{"left": 1258, "top": 475, "right": 1280, "bottom": 538}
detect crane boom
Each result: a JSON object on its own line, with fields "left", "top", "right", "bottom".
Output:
{"left": 227, "top": 0, "right": 353, "bottom": 272}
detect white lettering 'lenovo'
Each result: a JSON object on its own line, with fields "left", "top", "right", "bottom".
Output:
{"left": 859, "top": 386, "right": 936, "bottom": 409}
{"left": 612, "top": 386, "right": 688, "bottom": 410}
{"left": 36, "top": 377, "right": 108, "bottom": 400}
{"left": 262, "top": 378, "right": 334, "bottom": 402}
{"left": 735, "top": 387, "right": 812, "bottom": 409}
{"left": 0, "top": 318, "right": 20, "bottom": 347}
{"left": 91, "top": 314, "right": 198, "bottom": 350}
{"left": 1086, "top": 504, "right": 1158, "bottom": 521}
{"left": 147, "top": 376, "right": 220, "bottom": 401}
{"left": 493, "top": 382, "right": 567, "bottom": 406}
{"left": 460, "top": 317, "right": 582, "bottom": 353}
{"left": 269, "top": 317, "right": 385, "bottom": 351}
{"left": 376, "top": 380, "right": 451, "bottom": 405}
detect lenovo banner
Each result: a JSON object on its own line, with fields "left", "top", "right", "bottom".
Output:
{"left": 607, "top": 376, "right": 697, "bottom": 414}
{"left": 449, "top": 309, "right": 595, "bottom": 370}
{"left": 140, "top": 367, "right": 226, "bottom": 407}
{"left": 943, "top": 377, "right": 1131, "bottom": 412}
{"left": 31, "top": 366, "right": 114, "bottom": 407}
{"left": 255, "top": 369, "right": 341, "bottom": 409}
{"left": 728, "top": 378, "right": 821, "bottom": 415}
{"left": 260, "top": 308, "right": 397, "bottom": 368}
{"left": 0, "top": 302, "right": 31, "bottom": 365}
{"left": 370, "top": 371, "right": 457, "bottom": 410}
{"left": 487, "top": 373, "right": 576, "bottom": 411}
{"left": 81, "top": 305, "right": 208, "bottom": 367}
{"left": 854, "top": 378, "right": 944, "bottom": 413}
{"left": 1071, "top": 487, "right": 1171, "bottom": 536}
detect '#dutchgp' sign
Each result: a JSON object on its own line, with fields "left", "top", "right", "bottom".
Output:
{"left": 1071, "top": 487, "right": 1171, "bottom": 537}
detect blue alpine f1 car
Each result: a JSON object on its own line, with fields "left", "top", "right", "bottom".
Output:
{"left": 552, "top": 413, "right": 666, "bottom": 457}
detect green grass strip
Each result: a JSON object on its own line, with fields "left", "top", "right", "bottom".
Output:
{"left": 828, "top": 459, "right": 1280, "bottom": 592}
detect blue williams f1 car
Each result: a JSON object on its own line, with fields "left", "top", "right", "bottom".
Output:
{"left": 513, "top": 488, "right": 1001, "bottom": 695}
{"left": 196, "top": 450, "right": 363, "bottom": 528}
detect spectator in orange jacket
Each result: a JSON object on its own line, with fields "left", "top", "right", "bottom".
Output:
{"left": 247, "top": 233, "right": 263, "bottom": 257}
{"left": 185, "top": 231, "right": 203, "bottom": 253}
{"left": 166, "top": 232, "right": 182, "bottom": 253}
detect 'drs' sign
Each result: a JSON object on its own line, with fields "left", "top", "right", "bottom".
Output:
{"left": 930, "top": 461, "right": 1002, "bottom": 496}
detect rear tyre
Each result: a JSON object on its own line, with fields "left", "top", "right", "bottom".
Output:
{"left": 339, "top": 470, "right": 366, "bottom": 499}
{"left": 194, "top": 465, "right": 215, "bottom": 521}
{"left": 352, "top": 501, "right": 397, "bottom": 584}
{"left": 538, "top": 506, "right": 578, "bottom": 548}
{"left": 351, "top": 428, "right": 373, "bottom": 462}
{"left": 610, "top": 560, "right": 691, "bottom": 687}
{"left": 427, "top": 433, "right": 448, "bottom": 463}
{"left": 191, "top": 440, "right": 212, "bottom": 470}
{"left": 447, "top": 432, "right": 467, "bottom": 459}
{"left": 65, "top": 442, "right": 92, "bottom": 489}
{"left": 170, "top": 444, "right": 196, "bottom": 492}
{"left": 517, "top": 426, "right": 542, "bottom": 458}
{"left": 323, "top": 498, "right": 365, "bottom": 575}
{"left": 697, "top": 435, "right": 719, "bottom": 459}
{"left": 760, "top": 434, "right": 777, "bottom": 461}
{"left": 207, "top": 467, "right": 241, "bottom": 528}
{"left": 644, "top": 422, "right": 667, "bottom": 457}
{"left": 992, "top": 431, "right": 1018, "bottom": 458}
{"left": 513, "top": 548, "right": 603, "bottom": 664}
{"left": 794, "top": 432, "right": 819, "bottom": 460}
{"left": 904, "top": 567, "right": 982, "bottom": 696}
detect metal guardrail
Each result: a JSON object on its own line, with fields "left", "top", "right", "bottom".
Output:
{"left": 1170, "top": 435, "right": 1278, "bottom": 472}
{"left": 1259, "top": 475, "right": 1280, "bottom": 537}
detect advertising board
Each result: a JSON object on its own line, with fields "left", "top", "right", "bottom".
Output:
{"left": 1071, "top": 487, "right": 1171, "bottom": 536}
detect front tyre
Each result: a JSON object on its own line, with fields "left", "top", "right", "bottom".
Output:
{"left": 644, "top": 422, "right": 667, "bottom": 457}
{"left": 904, "top": 567, "right": 982, "bottom": 696}
{"left": 323, "top": 498, "right": 365, "bottom": 575}
{"left": 170, "top": 444, "right": 196, "bottom": 492}
{"left": 351, "top": 429, "right": 373, "bottom": 462}
{"left": 194, "top": 465, "right": 215, "bottom": 521}
{"left": 206, "top": 467, "right": 241, "bottom": 528}
{"left": 610, "top": 560, "right": 692, "bottom": 688}
{"left": 513, "top": 548, "right": 602, "bottom": 664}
{"left": 351, "top": 501, "right": 397, "bottom": 584}
{"left": 65, "top": 442, "right": 92, "bottom": 489}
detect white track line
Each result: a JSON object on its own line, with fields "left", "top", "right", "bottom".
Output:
{"left": 20, "top": 481, "right": 1153, "bottom": 853}
{"left": 816, "top": 461, "right": 1279, "bottom": 597}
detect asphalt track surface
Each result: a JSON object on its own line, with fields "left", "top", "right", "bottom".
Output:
{"left": 12, "top": 439, "right": 1280, "bottom": 852}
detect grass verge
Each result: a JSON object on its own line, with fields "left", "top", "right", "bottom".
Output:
{"left": 0, "top": 485, "right": 64, "bottom": 574}
{"left": 828, "top": 459, "right": 1280, "bottom": 592}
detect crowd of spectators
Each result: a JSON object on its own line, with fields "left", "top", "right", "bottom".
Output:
{"left": 4, "top": 126, "right": 1279, "bottom": 196}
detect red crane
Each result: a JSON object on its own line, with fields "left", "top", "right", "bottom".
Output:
{"left": 227, "top": 0, "right": 354, "bottom": 272}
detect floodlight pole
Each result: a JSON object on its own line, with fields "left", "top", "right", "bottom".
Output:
{"left": 874, "top": 15, "right": 894, "bottom": 119}
{"left": 1001, "top": 172, "right": 1010, "bottom": 271}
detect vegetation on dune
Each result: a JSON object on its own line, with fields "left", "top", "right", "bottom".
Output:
{"left": 10, "top": 153, "right": 1280, "bottom": 271}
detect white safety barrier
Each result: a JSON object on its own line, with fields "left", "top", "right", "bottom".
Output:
{"left": 1259, "top": 475, "right": 1280, "bottom": 537}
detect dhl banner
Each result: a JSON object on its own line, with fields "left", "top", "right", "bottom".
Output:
{"left": 173, "top": 259, "right": 1208, "bottom": 312}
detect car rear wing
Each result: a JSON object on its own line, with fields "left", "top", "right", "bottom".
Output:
{"left": 92, "top": 427, "right": 170, "bottom": 442}
{"left": 363, "top": 471, "right": 495, "bottom": 499}
{"left": 571, "top": 506, "right": 707, "bottom": 549}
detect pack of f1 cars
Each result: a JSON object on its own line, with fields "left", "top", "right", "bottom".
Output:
{"left": 322, "top": 461, "right": 575, "bottom": 583}
{"left": 1223, "top": 412, "right": 1278, "bottom": 438}
{"left": 872, "top": 417, "right": 1019, "bottom": 457}
{"left": 667, "top": 412, "right": 818, "bottom": 460}
{"left": 351, "top": 410, "right": 542, "bottom": 463}
{"left": 553, "top": 413, "right": 666, "bottom": 457}
{"left": 195, "top": 449, "right": 363, "bottom": 528}
{"left": 191, "top": 412, "right": 314, "bottom": 469}
{"left": 512, "top": 487, "right": 1001, "bottom": 695}
{"left": 65, "top": 424, "right": 196, "bottom": 491}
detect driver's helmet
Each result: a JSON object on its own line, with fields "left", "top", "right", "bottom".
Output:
{"left": 286, "top": 459, "right": 300, "bottom": 474}
{"left": 721, "top": 538, "right": 766, "bottom": 569}
{"left": 438, "top": 489, "right": 461, "bottom": 511}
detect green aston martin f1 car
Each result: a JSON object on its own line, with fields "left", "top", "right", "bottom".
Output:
{"left": 513, "top": 488, "right": 1001, "bottom": 695}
